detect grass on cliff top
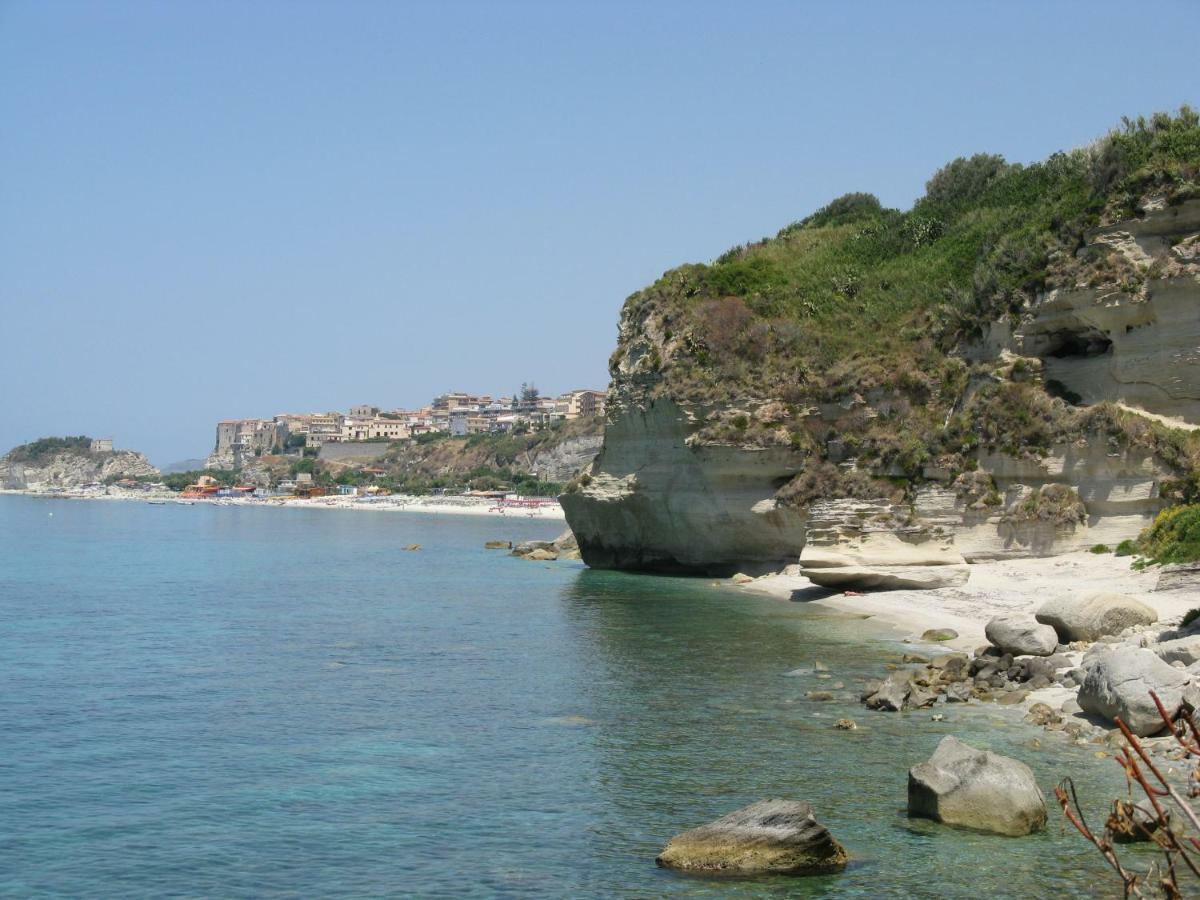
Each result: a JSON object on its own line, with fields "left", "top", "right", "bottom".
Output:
{"left": 631, "top": 107, "right": 1200, "bottom": 390}
{"left": 6, "top": 436, "right": 93, "bottom": 463}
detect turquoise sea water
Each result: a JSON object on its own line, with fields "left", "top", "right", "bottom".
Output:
{"left": 0, "top": 494, "right": 1151, "bottom": 897}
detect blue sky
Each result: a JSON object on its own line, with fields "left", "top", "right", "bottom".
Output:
{"left": 1, "top": 1, "right": 1196, "bottom": 464}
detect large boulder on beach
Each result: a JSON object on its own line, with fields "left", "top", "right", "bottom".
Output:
{"left": 1035, "top": 593, "right": 1157, "bottom": 642}
{"left": 1077, "top": 647, "right": 1187, "bottom": 736}
{"left": 1154, "top": 635, "right": 1200, "bottom": 666}
{"left": 984, "top": 615, "right": 1058, "bottom": 657}
{"left": 656, "top": 799, "right": 848, "bottom": 876}
{"left": 907, "top": 736, "right": 1046, "bottom": 836}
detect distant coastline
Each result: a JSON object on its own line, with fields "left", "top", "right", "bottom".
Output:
{"left": 0, "top": 488, "right": 566, "bottom": 520}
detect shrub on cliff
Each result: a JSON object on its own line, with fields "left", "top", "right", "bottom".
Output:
{"left": 7, "top": 436, "right": 92, "bottom": 463}
{"left": 1135, "top": 505, "right": 1200, "bottom": 566}
{"left": 920, "top": 153, "right": 1012, "bottom": 211}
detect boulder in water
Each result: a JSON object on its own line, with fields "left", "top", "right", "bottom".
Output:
{"left": 656, "top": 799, "right": 849, "bottom": 876}
{"left": 907, "top": 736, "right": 1046, "bottom": 835}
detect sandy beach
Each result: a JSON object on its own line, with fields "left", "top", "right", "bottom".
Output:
{"left": 739, "top": 552, "right": 1199, "bottom": 651}
{"left": 0, "top": 489, "right": 567, "bottom": 520}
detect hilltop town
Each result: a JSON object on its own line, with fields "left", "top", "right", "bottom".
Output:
{"left": 207, "top": 386, "right": 606, "bottom": 470}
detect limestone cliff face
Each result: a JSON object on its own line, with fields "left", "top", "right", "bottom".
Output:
{"left": 560, "top": 399, "right": 806, "bottom": 573}
{"left": 563, "top": 200, "right": 1200, "bottom": 574}
{"left": 528, "top": 432, "right": 604, "bottom": 483}
{"left": 979, "top": 198, "right": 1200, "bottom": 425}
{"left": 0, "top": 449, "right": 159, "bottom": 490}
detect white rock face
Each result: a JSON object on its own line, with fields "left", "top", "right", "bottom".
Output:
{"left": 1078, "top": 646, "right": 1188, "bottom": 736}
{"left": 560, "top": 398, "right": 808, "bottom": 572}
{"left": 1036, "top": 593, "right": 1158, "bottom": 642}
{"left": 798, "top": 504, "right": 970, "bottom": 590}
{"left": 907, "top": 736, "right": 1046, "bottom": 835}
{"left": 984, "top": 615, "right": 1058, "bottom": 657}
{"left": 1, "top": 449, "right": 158, "bottom": 490}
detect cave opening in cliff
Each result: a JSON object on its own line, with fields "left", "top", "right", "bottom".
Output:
{"left": 1043, "top": 328, "right": 1113, "bottom": 359}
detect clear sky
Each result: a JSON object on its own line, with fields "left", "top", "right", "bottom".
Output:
{"left": 1, "top": 1, "right": 1196, "bottom": 464}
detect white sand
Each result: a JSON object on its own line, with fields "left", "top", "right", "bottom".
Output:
{"left": 1, "top": 489, "right": 566, "bottom": 520}
{"left": 739, "top": 552, "right": 1199, "bottom": 651}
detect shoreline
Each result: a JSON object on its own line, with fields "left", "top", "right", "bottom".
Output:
{"left": 738, "top": 552, "right": 1200, "bottom": 755}
{"left": 734, "top": 554, "right": 1195, "bottom": 652}
{"left": 736, "top": 551, "right": 1195, "bottom": 652}
{"left": 0, "top": 488, "right": 567, "bottom": 520}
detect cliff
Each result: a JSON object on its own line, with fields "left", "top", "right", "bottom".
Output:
{"left": 1, "top": 438, "right": 158, "bottom": 490}
{"left": 563, "top": 109, "right": 1200, "bottom": 574}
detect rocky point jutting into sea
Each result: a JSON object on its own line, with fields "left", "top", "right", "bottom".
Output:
{"left": 0, "top": 437, "right": 158, "bottom": 491}
{"left": 562, "top": 112, "right": 1200, "bottom": 579}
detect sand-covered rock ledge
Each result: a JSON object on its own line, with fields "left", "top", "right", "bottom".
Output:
{"left": 737, "top": 551, "right": 1197, "bottom": 653}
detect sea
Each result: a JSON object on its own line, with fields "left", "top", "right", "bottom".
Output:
{"left": 0, "top": 493, "right": 1153, "bottom": 897}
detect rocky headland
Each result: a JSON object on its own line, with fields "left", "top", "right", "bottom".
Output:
{"left": 562, "top": 111, "right": 1200, "bottom": 577}
{"left": 0, "top": 437, "right": 158, "bottom": 491}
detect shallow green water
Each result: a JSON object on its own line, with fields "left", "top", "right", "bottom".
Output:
{"left": 0, "top": 494, "right": 1151, "bottom": 897}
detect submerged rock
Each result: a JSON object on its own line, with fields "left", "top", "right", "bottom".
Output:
{"left": 1077, "top": 646, "right": 1187, "bottom": 736}
{"left": 907, "top": 736, "right": 1046, "bottom": 835}
{"left": 984, "top": 615, "right": 1058, "bottom": 657}
{"left": 922, "top": 628, "right": 959, "bottom": 642}
{"left": 1036, "top": 593, "right": 1158, "bottom": 642}
{"left": 656, "top": 799, "right": 849, "bottom": 876}
{"left": 484, "top": 540, "right": 512, "bottom": 550}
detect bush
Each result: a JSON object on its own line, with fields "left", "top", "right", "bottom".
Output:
{"left": 7, "top": 436, "right": 92, "bottom": 463}
{"left": 1183, "top": 608, "right": 1200, "bottom": 628}
{"left": 922, "top": 154, "right": 1011, "bottom": 209}
{"left": 1136, "top": 504, "right": 1200, "bottom": 566}
{"left": 790, "top": 192, "right": 883, "bottom": 231}
{"left": 1089, "top": 543, "right": 1111, "bottom": 554}
{"left": 1115, "top": 539, "right": 1138, "bottom": 557}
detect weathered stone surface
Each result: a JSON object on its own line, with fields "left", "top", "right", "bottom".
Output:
{"left": 656, "top": 800, "right": 848, "bottom": 876}
{"left": 802, "top": 563, "right": 970, "bottom": 590}
{"left": 907, "top": 736, "right": 1047, "bottom": 835}
{"left": 512, "top": 540, "right": 556, "bottom": 556}
{"left": 864, "top": 672, "right": 911, "bottom": 711}
{"left": 1156, "top": 563, "right": 1200, "bottom": 593}
{"left": 984, "top": 616, "right": 1058, "bottom": 657}
{"left": 1153, "top": 635, "right": 1200, "bottom": 666}
{"left": 552, "top": 529, "right": 583, "bottom": 560}
{"left": 526, "top": 548, "right": 558, "bottom": 561}
{"left": 1077, "top": 647, "right": 1188, "bottom": 736}
{"left": 1036, "top": 593, "right": 1158, "bottom": 642}
{"left": 799, "top": 531, "right": 970, "bottom": 590}
{"left": 730, "top": 572, "right": 754, "bottom": 585}
{"left": 484, "top": 540, "right": 512, "bottom": 550}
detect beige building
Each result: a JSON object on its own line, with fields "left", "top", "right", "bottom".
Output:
{"left": 214, "top": 419, "right": 284, "bottom": 457}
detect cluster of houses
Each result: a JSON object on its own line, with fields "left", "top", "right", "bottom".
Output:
{"left": 207, "top": 388, "right": 606, "bottom": 468}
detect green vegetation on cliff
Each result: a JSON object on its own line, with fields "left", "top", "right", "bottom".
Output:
{"left": 1135, "top": 505, "right": 1200, "bottom": 566}
{"left": 6, "top": 436, "right": 93, "bottom": 463}
{"left": 610, "top": 108, "right": 1200, "bottom": 501}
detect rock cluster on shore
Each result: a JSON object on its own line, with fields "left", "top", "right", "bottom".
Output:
{"left": 509, "top": 530, "right": 582, "bottom": 562}
{"left": 861, "top": 591, "right": 1200, "bottom": 750}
